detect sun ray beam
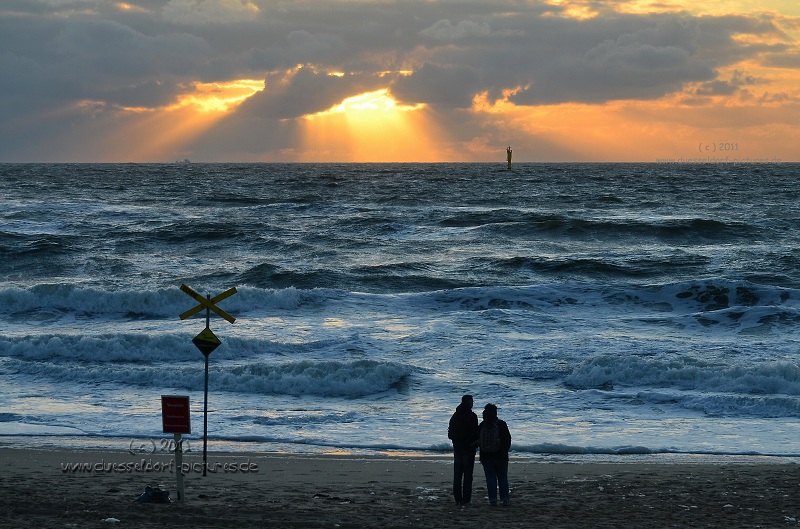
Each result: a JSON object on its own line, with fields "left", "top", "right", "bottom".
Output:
{"left": 301, "top": 89, "right": 449, "bottom": 162}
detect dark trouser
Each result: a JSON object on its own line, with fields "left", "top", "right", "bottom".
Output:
{"left": 453, "top": 450, "right": 476, "bottom": 504}
{"left": 481, "top": 459, "right": 509, "bottom": 505}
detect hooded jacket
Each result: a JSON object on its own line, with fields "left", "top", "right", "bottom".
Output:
{"left": 448, "top": 402, "right": 479, "bottom": 452}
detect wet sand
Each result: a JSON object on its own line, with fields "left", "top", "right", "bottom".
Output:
{"left": 1, "top": 448, "right": 798, "bottom": 528}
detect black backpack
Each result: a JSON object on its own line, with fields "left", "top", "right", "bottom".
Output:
{"left": 479, "top": 421, "right": 502, "bottom": 453}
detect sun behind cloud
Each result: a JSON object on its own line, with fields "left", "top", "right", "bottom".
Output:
{"left": 173, "top": 79, "right": 264, "bottom": 113}
{"left": 300, "top": 89, "right": 449, "bottom": 162}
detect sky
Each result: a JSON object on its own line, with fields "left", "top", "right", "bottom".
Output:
{"left": 1, "top": 0, "right": 798, "bottom": 163}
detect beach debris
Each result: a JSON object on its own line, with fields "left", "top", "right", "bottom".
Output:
{"left": 135, "top": 486, "right": 171, "bottom": 503}
{"left": 101, "top": 518, "right": 120, "bottom": 524}
{"left": 415, "top": 487, "right": 439, "bottom": 501}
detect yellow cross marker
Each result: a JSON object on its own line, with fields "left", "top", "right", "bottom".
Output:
{"left": 179, "top": 284, "right": 237, "bottom": 324}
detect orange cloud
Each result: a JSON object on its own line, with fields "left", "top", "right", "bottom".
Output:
{"left": 461, "top": 1, "right": 800, "bottom": 163}
{"left": 471, "top": 94, "right": 798, "bottom": 162}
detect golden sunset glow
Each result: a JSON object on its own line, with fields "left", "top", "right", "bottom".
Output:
{"left": 550, "top": 0, "right": 800, "bottom": 18}
{"left": 480, "top": 95, "right": 800, "bottom": 162}
{"left": 3, "top": 0, "right": 799, "bottom": 162}
{"left": 301, "top": 90, "right": 449, "bottom": 162}
{"left": 544, "top": 0, "right": 600, "bottom": 19}
{"left": 114, "top": 2, "right": 148, "bottom": 13}
{"left": 680, "top": 0, "right": 800, "bottom": 17}
{"left": 306, "top": 89, "right": 423, "bottom": 119}
{"left": 61, "top": 80, "right": 263, "bottom": 161}
{"left": 64, "top": 102, "right": 221, "bottom": 162}
{"left": 173, "top": 80, "right": 264, "bottom": 113}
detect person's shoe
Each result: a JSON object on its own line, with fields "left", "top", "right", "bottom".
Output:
{"left": 490, "top": 501, "right": 498, "bottom": 507}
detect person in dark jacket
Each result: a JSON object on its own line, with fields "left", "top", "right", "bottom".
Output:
{"left": 448, "top": 394, "right": 479, "bottom": 505}
{"left": 478, "top": 403, "right": 511, "bottom": 506}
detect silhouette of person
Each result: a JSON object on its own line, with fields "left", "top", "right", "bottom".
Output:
{"left": 448, "top": 394, "right": 479, "bottom": 505}
{"left": 478, "top": 403, "right": 511, "bottom": 506}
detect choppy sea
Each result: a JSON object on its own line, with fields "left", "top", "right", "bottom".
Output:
{"left": 2, "top": 162, "right": 799, "bottom": 462}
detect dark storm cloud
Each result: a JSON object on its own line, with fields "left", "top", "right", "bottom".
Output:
{"left": 0, "top": 10, "right": 210, "bottom": 108}
{"left": 238, "top": 67, "right": 383, "bottom": 120}
{"left": 391, "top": 63, "right": 483, "bottom": 109}
{"left": 53, "top": 18, "right": 212, "bottom": 80}
{"left": 506, "top": 16, "right": 716, "bottom": 105}
{"left": 693, "top": 71, "right": 761, "bottom": 97}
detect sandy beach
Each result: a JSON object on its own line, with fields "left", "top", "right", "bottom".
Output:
{"left": 0, "top": 447, "right": 798, "bottom": 528}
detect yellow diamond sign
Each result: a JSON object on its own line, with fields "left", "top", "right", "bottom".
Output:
{"left": 192, "top": 327, "right": 221, "bottom": 356}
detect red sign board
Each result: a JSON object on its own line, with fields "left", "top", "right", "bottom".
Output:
{"left": 161, "top": 395, "right": 191, "bottom": 434}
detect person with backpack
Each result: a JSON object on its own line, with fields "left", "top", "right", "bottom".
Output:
{"left": 478, "top": 403, "right": 511, "bottom": 507}
{"left": 448, "top": 394, "right": 479, "bottom": 506}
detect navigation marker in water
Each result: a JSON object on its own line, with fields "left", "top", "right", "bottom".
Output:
{"left": 179, "top": 283, "right": 237, "bottom": 476}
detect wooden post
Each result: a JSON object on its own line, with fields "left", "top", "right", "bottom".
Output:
{"left": 174, "top": 433, "right": 185, "bottom": 502}
{"left": 203, "top": 351, "right": 209, "bottom": 477}
{"left": 203, "top": 295, "right": 210, "bottom": 478}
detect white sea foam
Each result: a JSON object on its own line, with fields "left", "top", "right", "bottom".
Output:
{"left": 2, "top": 163, "right": 800, "bottom": 459}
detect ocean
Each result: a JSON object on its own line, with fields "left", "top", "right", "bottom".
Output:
{"left": 2, "top": 162, "right": 799, "bottom": 461}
